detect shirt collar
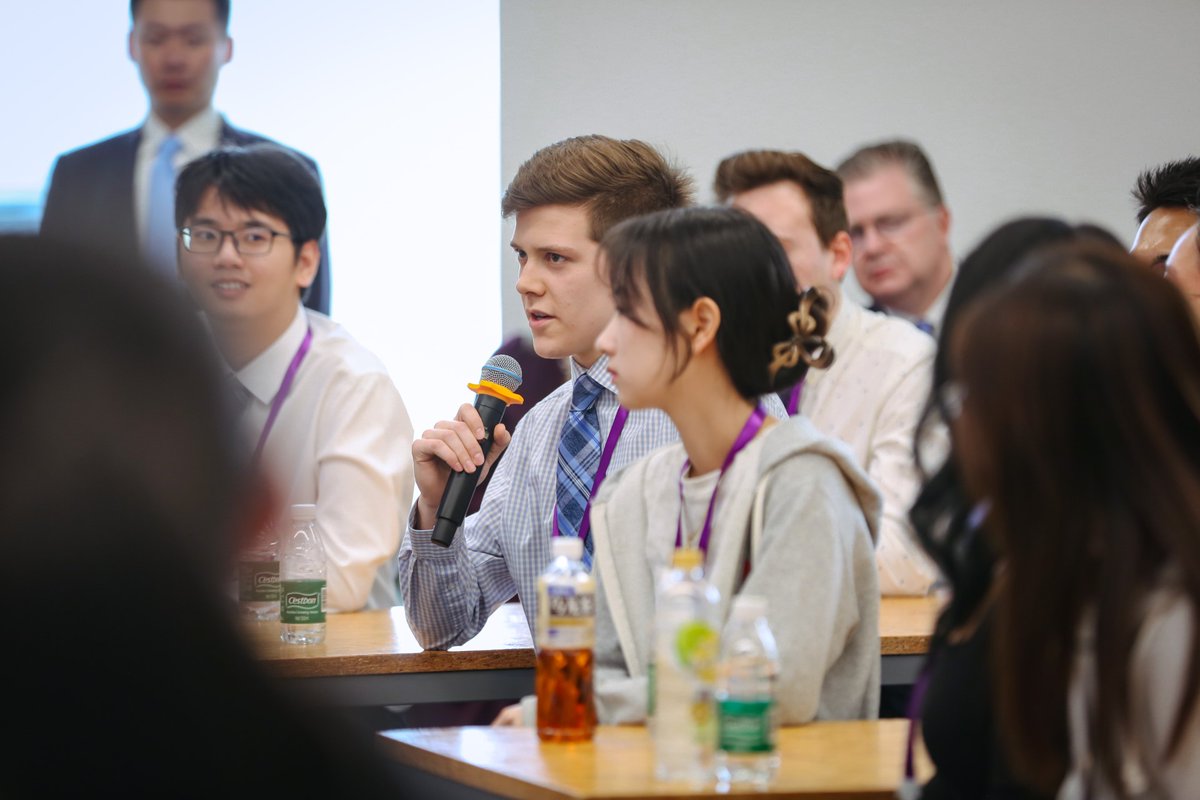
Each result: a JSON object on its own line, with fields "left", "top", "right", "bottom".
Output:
{"left": 877, "top": 271, "right": 954, "bottom": 334}
{"left": 142, "top": 107, "right": 223, "bottom": 159}
{"left": 922, "top": 277, "right": 953, "bottom": 331}
{"left": 568, "top": 354, "right": 617, "bottom": 395}
{"left": 235, "top": 305, "right": 308, "bottom": 404}
{"left": 827, "top": 297, "right": 859, "bottom": 345}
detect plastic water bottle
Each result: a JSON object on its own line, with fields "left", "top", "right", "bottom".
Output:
{"left": 536, "top": 536, "right": 596, "bottom": 742}
{"left": 715, "top": 593, "right": 780, "bottom": 790}
{"left": 279, "top": 504, "right": 327, "bottom": 644}
{"left": 652, "top": 547, "right": 721, "bottom": 783}
{"left": 237, "top": 521, "right": 279, "bottom": 620}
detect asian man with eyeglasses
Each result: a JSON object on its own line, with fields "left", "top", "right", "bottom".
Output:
{"left": 176, "top": 143, "right": 413, "bottom": 613}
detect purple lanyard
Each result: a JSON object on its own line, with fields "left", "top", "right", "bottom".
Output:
{"left": 901, "top": 504, "right": 989, "bottom": 793}
{"left": 675, "top": 404, "right": 767, "bottom": 554}
{"left": 785, "top": 378, "right": 805, "bottom": 417}
{"left": 900, "top": 655, "right": 936, "bottom": 794}
{"left": 251, "top": 326, "right": 313, "bottom": 463}
{"left": 552, "top": 406, "right": 630, "bottom": 542}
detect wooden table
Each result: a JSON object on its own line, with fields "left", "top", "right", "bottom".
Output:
{"left": 249, "top": 596, "right": 939, "bottom": 707}
{"left": 877, "top": 595, "right": 940, "bottom": 685}
{"left": 378, "top": 722, "right": 930, "bottom": 799}
{"left": 247, "top": 603, "right": 535, "bottom": 707}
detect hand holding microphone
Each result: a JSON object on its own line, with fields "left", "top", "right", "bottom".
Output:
{"left": 417, "top": 356, "right": 524, "bottom": 547}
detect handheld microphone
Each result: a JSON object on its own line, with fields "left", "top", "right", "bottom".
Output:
{"left": 431, "top": 355, "right": 524, "bottom": 547}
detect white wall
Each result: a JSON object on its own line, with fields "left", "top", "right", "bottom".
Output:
{"left": 12, "top": 1, "right": 1200, "bottom": 416}
{"left": 500, "top": 0, "right": 1200, "bottom": 335}
{"left": 3, "top": 1, "right": 502, "bottom": 435}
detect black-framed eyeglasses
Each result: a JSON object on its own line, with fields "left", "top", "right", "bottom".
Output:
{"left": 848, "top": 207, "right": 933, "bottom": 246}
{"left": 180, "top": 226, "right": 293, "bottom": 255}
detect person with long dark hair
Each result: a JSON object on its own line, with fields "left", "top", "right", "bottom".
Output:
{"left": 949, "top": 243, "right": 1200, "bottom": 798}
{"left": 908, "top": 218, "right": 1123, "bottom": 799}
{"left": 0, "top": 235, "right": 403, "bottom": 797}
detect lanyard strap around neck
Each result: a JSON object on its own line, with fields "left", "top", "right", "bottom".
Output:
{"left": 786, "top": 377, "right": 806, "bottom": 417}
{"left": 675, "top": 404, "right": 767, "bottom": 554}
{"left": 552, "top": 405, "right": 630, "bottom": 541}
{"left": 903, "top": 657, "right": 936, "bottom": 780}
{"left": 252, "top": 326, "right": 313, "bottom": 463}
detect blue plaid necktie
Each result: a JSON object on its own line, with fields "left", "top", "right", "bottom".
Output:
{"left": 556, "top": 373, "right": 605, "bottom": 566}
{"left": 143, "top": 134, "right": 182, "bottom": 277}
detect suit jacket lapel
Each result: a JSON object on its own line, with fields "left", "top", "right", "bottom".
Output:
{"left": 219, "top": 117, "right": 259, "bottom": 147}
{"left": 111, "top": 129, "right": 141, "bottom": 259}
{"left": 219, "top": 117, "right": 238, "bottom": 145}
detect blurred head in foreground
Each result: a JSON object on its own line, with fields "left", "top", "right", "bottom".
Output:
{"left": 0, "top": 235, "right": 398, "bottom": 796}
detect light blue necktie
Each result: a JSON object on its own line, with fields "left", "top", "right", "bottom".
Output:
{"left": 143, "top": 135, "right": 183, "bottom": 277}
{"left": 555, "top": 374, "right": 605, "bottom": 567}
{"left": 915, "top": 319, "right": 935, "bottom": 336}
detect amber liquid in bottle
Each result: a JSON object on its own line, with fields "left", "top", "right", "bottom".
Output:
{"left": 536, "top": 647, "right": 596, "bottom": 742}
{"left": 536, "top": 538, "right": 596, "bottom": 742}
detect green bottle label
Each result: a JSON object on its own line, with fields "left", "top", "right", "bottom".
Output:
{"left": 280, "top": 579, "right": 326, "bottom": 624}
{"left": 238, "top": 561, "right": 279, "bottom": 602}
{"left": 718, "top": 699, "right": 775, "bottom": 753}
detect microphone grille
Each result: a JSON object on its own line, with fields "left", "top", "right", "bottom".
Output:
{"left": 480, "top": 354, "right": 523, "bottom": 392}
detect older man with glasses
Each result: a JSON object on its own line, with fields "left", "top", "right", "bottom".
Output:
{"left": 837, "top": 140, "right": 956, "bottom": 337}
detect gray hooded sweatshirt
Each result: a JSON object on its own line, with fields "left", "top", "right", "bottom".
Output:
{"left": 587, "top": 414, "right": 882, "bottom": 725}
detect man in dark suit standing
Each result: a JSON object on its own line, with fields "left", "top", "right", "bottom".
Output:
{"left": 39, "top": 0, "right": 331, "bottom": 314}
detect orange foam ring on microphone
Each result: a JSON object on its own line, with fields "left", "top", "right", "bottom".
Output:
{"left": 468, "top": 380, "right": 525, "bottom": 405}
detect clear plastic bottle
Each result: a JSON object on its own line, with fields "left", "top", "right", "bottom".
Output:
{"left": 536, "top": 536, "right": 596, "bottom": 742}
{"left": 237, "top": 521, "right": 279, "bottom": 620}
{"left": 715, "top": 593, "right": 780, "bottom": 790}
{"left": 279, "top": 504, "right": 327, "bottom": 644}
{"left": 652, "top": 547, "right": 721, "bottom": 783}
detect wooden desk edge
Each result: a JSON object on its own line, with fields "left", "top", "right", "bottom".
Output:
{"left": 263, "top": 640, "right": 922, "bottom": 678}
{"left": 379, "top": 731, "right": 579, "bottom": 800}
{"left": 880, "top": 634, "right": 931, "bottom": 656}
{"left": 264, "top": 649, "right": 537, "bottom": 678}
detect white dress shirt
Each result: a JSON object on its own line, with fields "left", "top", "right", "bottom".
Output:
{"left": 135, "top": 107, "right": 222, "bottom": 245}
{"left": 236, "top": 305, "right": 414, "bottom": 612}
{"left": 802, "top": 300, "right": 944, "bottom": 595}
{"left": 882, "top": 274, "right": 953, "bottom": 337}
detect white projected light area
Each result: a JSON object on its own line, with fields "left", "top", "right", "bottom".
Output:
{"left": 3, "top": 1, "right": 502, "bottom": 440}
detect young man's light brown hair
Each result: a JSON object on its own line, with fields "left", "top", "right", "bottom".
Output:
{"left": 836, "top": 139, "right": 945, "bottom": 208}
{"left": 713, "top": 149, "right": 849, "bottom": 247}
{"left": 501, "top": 135, "right": 694, "bottom": 240}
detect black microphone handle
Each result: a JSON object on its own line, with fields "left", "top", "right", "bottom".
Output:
{"left": 430, "top": 392, "right": 509, "bottom": 547}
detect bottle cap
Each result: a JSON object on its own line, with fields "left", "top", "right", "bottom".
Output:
{"left": 552, "top": 536, "right": 584, "bottom": 562}
{"left": 731, "top": 593, "right": 768, "bottom": 619}
{"left": 291, "top": 503, "right": 317, "bottom": 521}
{"left": 671, "top": 547, "right": 703, "bottom": 571}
